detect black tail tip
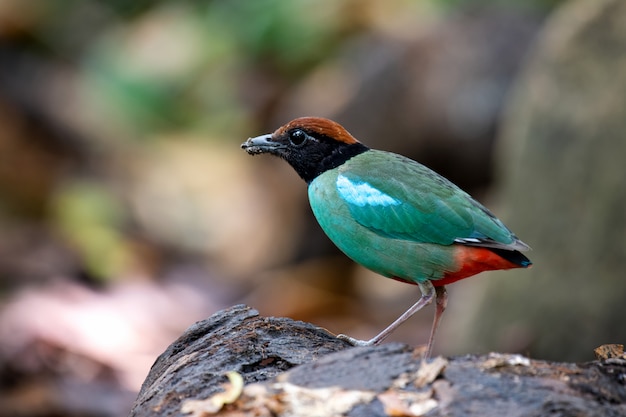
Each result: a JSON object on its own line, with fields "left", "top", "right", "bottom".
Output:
{"left": 491, "top": 248, "right": 532, "bottom": 268}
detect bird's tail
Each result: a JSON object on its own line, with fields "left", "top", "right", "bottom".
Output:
{"left": 488, "top": 248, "right": 532, "bottom": 268}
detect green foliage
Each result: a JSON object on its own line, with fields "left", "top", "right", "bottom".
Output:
{"left": 435, "top": 0, "right": 566, "bottom": 13}
{"left": 77, "top": 0, "right": 350, "bottom": 138}
{"left": 204, "top": 0, "right": 347, "bottom": 74}
{"left": 51, "top": 181, "right": 130, "bottom": 281}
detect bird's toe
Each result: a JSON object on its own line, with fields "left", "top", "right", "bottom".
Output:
{"left": 337, "top": 334, "right": 375, "bottom": 347}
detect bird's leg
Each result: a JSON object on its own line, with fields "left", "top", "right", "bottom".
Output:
{"left": 337, "top": 280, "right": 436, "bottom": 347}
{"left": 425, "top": 286, "right": 448, "bottom": 358}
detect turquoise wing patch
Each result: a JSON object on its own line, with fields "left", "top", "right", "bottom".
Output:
{"left": 336, "top": 151, "right": 516, "bottom": 247}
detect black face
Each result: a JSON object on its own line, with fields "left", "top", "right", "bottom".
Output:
{"left": 242, "top": 127, "right": 369, "bottom": 183}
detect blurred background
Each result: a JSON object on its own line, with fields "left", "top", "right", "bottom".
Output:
{"left": 1, "top": 0, "right": 625, "bottom": 415}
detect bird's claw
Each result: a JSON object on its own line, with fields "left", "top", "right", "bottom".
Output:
{"left": 337, "top": 334, "right": 375, "bottom": 346}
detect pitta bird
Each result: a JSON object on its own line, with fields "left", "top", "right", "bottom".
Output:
{"left": 241, "top": 117, "right": 531, "bottom": 356}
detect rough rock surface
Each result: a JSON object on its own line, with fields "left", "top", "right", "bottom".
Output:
{"left": 129, "top": 305, "right": 626, "bottom": 417}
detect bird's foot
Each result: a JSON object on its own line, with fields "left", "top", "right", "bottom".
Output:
{"left": 337, "top": 334, "right": 376, "bottom": 346}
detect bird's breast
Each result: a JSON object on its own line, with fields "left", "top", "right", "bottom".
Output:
{"left": 308, "top": 170, "right": 458, "bottom": 283}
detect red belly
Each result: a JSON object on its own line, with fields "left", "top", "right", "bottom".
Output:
{"left": 388, "top": 245, "right": 527, "bottom": 287}
{"left": 433, "top": 245, "right": 525, "bottom": 287}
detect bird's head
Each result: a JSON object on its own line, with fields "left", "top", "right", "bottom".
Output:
{"left": 241, "top": 117, "right": 369, "bottom": 183}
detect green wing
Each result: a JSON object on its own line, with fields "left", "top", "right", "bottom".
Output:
{"left": 337, "top": 150, "right": 520, "bottom": 248}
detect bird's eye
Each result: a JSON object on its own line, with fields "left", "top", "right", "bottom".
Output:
{"left": 289, "top": 129, "right": 308, "bottom": 146}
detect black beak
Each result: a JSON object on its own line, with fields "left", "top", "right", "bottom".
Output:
{"left": 241, "top": 134, "right": 286, "bottom": 155}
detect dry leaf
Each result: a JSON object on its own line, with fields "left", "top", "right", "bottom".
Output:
{"left": 181, "top": 371, "right": 244, "bottom": 416}
{"left": 378, "top": 390, "right": 438, "bottom": 416}
{"left": 481, "top": 353, "right": 530, "bottom": 369}
{"left": 414, "top": 356, "right": 448, "bottom": 388}
{"left": 594, "top": 344, "right": 625, "bottom": 360}
{"left": 278, "top": 383, "right": 376, "bottom": 416}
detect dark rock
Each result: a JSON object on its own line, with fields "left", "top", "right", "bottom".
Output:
{"left": 129, "top": 305, "right": 626, "bottom": 417}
